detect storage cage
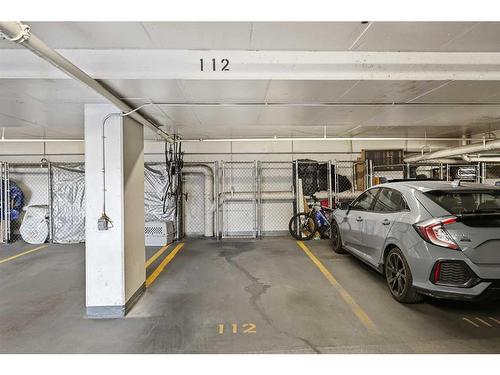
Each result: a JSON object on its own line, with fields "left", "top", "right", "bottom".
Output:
{"left": 219, "top": 161, "right": 258, "bottom": 239}
{"left": 481, "top": 162, "right": 500, "bottom": 186}
{"left": 2, "top": 158, "right": 498, "bottom": 245}
{"left": 4, "top": 163, "right": 50, "bottom": 244}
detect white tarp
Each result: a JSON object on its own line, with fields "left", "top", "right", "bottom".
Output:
{"left": 51, "top": 163, "right": 85, "bottom": 243}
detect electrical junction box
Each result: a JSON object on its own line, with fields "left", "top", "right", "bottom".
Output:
{"left": 145, "top": 221, "right": 175, "bottom": 247}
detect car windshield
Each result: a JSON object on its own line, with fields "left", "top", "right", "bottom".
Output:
{"left": 425, "top": 190, "right": 500, "bottom": 215}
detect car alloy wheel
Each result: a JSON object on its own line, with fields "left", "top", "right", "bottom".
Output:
{"left": 386, "top": 252, "right": 407, "bottom": 297}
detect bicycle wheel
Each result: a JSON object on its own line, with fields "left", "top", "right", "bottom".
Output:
{"left": 288, "top": 212, "right": 318, "bottom": 240}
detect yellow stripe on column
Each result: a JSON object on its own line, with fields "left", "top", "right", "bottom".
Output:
{"left": 296, "top": 241, "right": 380, "bottom": 335}
{"left": 0, "top": 244, "right": 48, "bottom": 265}
{"left": 146, "top": 242, "right": 185, "bottom": 288}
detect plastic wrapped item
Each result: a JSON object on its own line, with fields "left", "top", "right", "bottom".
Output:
{"left": 0, "top": 180, "right": 24, "bottom": 220}
{"left": 20, "top": 205, "right": 49, "bottom": 244}
{"left": 144, "top": 163, "right": 177, "bottom": 222}
{"left": 51, "top": 164, "right": 85, "bottom": 243}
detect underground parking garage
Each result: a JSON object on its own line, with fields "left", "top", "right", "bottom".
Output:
{"left": 2, "top": 16, "right": 500, "bottom": 358}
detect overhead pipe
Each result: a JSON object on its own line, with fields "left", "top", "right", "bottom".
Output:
{"left": 181, "top": 136, "right": 483, "bottom": 143}
{"left": 405, "top": 158, "right": 465, "bottom": 164}
{"left": 0, "top": 136, "right": 485, "bottom": 143}
{"left": 462, "top": 155, "right": 500, "bottom": 163}
{"left": 183, "top": 164, "right": 214, "bottom": 237}
{"left": 0, "top": 21, "right": 173, "bottom": 143}
{"left": 404, "top": 139, "right": 500, "bottom": 163}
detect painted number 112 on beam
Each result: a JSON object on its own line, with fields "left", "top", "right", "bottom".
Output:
{"left": 200, "top": 58, "right": 230, "bottom": 71}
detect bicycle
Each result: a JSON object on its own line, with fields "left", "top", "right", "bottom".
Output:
{"left": 288, "top": 195, "right": 334, "bottom": 240}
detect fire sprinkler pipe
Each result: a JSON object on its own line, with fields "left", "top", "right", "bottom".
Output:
{"left": 0, "top": 21, "right": 173, "bottom": 143}
{"left": 404, "top": 139, "right": 500, "bottom": 163}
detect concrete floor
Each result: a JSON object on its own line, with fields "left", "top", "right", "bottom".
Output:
{"left": 1, "top": 237, "right": 500, "bottom": 353}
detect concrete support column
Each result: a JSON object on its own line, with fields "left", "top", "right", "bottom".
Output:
{"left": 84, "top": 104, "right": 145, "bottom": 318}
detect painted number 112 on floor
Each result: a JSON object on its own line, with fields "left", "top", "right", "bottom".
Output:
{"left": 218, "top": 323, "right": 256, "bottom": 334}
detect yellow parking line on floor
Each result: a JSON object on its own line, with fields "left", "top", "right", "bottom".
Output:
{"left": 489, "top": 317, "right": 500, "bottom": 325}
{"left": 463, "top": 317, "right": 480, "bottom": 327}
{"left": 0, "top": 244, "right": 48, "bottom": 265}
{"left": 146, "top": 242, "right": 185, "bottom": 288}
{"left": 475, "top": 317, "right": 492, "bottom": 327}
{"left": 145, "top": 244, "right": 171, "bottom": 268}
{"left": 296, "top": 241, "right": 380, "bottom": 335}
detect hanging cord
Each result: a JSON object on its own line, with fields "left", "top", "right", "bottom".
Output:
{"left": 162, "top": 135, "right": 183, "bottom": 215}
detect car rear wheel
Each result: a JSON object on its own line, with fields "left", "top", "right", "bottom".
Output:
{"left": 384, "top": 247, "right": 423, "bottom": 304}
{"left": 331, "top": 220, "right": 347, "bottom": 254}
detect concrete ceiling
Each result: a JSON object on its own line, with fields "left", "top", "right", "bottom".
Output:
{"left": 1, "top": 22, "right": 500, "bottom": 141}
{"left": 2, "top": 22, "right": 500, "bottom": 52}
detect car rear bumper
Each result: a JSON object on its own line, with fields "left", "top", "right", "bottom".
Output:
{"left": 415, "top": 281, "right": 500, "bottom": 301}
{"left": 407, "top": 241, "right": 500, "bottom": 300}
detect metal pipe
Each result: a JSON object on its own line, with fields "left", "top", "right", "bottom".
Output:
{"left": 152, "top": 101, "right": 500, "bottom": 107}
{"left": 0, "top": 21, "right": 173, "bottom": 143}
{"left": 48, "top": 162, "right": 53, "bottom": 243}
{"left": 182, "top": 137, "right": 483, "bottom": 143}
{"left": 405, "top": 139, "right": 500, "bottom": 163}
{"left": 214, "top": 161, "right": 220, "bottom": 240}
{"left": 462, "top": 155, "right": 500, "bottom": 162}
{"left": 0, "top": 136, "right": 485, "bottom": 143}
{"left": 0, "top": 162, "right": 5, "bottom": 243}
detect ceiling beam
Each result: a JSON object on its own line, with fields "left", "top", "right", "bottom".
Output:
{"left": 2, "top": 50, "right": 500, "bottom": 80}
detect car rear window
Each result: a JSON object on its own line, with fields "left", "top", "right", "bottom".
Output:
{"left": 425, "top": 190, "right": 500, "bottom": 215}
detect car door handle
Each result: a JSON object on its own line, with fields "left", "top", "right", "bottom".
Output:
{"left": 382, "top": 219, "right": 391, "bottom": 225}
{"left": 356, "top": 217, "right": 363, "bottom": 222}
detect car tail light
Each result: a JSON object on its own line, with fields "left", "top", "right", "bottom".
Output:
{"left": 414, "top": 217, "right": 460, "bottom": 250}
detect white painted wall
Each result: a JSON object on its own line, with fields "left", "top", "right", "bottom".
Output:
{"left": 122, "top": 116, "right": 146, "bottom": 302}
{"left": 0, "top": 138, "right": 454, "bottom": 163}
{"left": 84, "top": 104, "right": 145, "bottom": 312}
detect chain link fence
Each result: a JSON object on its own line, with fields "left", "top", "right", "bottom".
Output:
{"left": 2, "top": 158, "right": 500, "bottom": 244}
{"left": 372, "top": 164, "right": 406, "bottom": 183}
{"left": 7, "top": 163, "right": 50, "bottom": 244}
{"left": 219, "top": 161, "right": 258, "bottom": 238}
{"left": 260, "top": 161, "right": 294, "bottom": 236}
{"left": 0, "top": 162, "right": 9, "bottom": 243}
{"left": 333, "top": 161, "right": 360, "bottom": 204}
{"left": 183, "top": 164, "right": 211, "bottom": 237}
{"left": 0, "top": 161, "right": 183, "bottom": 246}
{"left": 370, "top": 162, "right": 480, "bottom": 185}
{"left": 482, "top": 163, "right": 500, "bottom": 186}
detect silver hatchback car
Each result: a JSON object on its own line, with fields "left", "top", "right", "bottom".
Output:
{"left": 331, "top": 180, "right": 500, "bottom": 303}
